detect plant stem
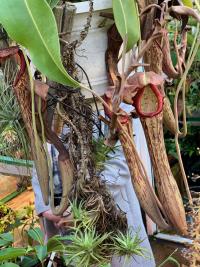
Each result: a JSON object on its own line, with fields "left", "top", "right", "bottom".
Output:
{"left": 194, "top": 0, "right": 200, "bottom": 12}
{"left": 174, "top": 32, "right": 200, "bottom": 205}
{"left": 158, "top": 249, "right": 179, "bottom": 267}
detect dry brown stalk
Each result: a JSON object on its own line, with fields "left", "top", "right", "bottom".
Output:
{"left": 117, "top": 119, "right": 170, "bottom": 230}
{"left": 140, "top": 113, "right": 187, "bottom": 235}
{"left": 135, "top": 0, "right": 188, "bottom": 234}
{"left": 14, "top": 71, "right": 50, "bottom": 205}
{"left": 163, "top": 96, "right": 177, "bottom": 134}
{"left": 142, "top": 39, "right": 188, "bottom": 235}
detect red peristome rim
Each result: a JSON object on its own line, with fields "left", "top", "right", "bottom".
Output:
{"left": 133, "top": 84, "right": 164, "bottom": 118}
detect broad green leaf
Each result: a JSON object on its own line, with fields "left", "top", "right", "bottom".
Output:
{"left": 112, "top": 0, "right": 140, "bottom": 51}
{"left": 0, "top": 233, "right": 13, "bottom": 243}
{"left": 182, "top": 0, "right": 193, "bottom": 8}
{"left": 0, "top": 0, "right": 79, "bottom": 87}
{"left": 0, "top": 239, "right": 12, "bottom": 248}
{"left": 0, "top": 248, "right": 26, "bottom": 262}
{"left": 35, "top": 245, "right": 47, "bottom": 262}
{"left": 47, "top": 237, "right": 66, "bottom": 253}
{"left": 0, "top": 233, "right": 13, "bottom": 248}
{"left": 0, "top": 263, "right": 20, "bottom": 267}
{"left": 27, "top": 227, "right": 44, "bottom": 245}
{"left": 21, "top": 256, "right": 39, "bottom": 267}
{"left": 46, "top": 0, "right": 60, "bottom": 9}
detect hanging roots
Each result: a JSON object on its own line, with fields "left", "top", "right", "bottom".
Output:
{"left": 52, "top": 88, "right": 127, "bottom": 234}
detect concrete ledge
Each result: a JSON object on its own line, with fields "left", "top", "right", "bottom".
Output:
{"left": 0, "top": 156, "right": 33, "bottom": 176}
{"left": 155, "top": 233, "right": 193, "bottom": 245}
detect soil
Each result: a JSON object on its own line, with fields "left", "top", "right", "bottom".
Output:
{"left": 151, "top": 238, "right": 190, "bottom": 266}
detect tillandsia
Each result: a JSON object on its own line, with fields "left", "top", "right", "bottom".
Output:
{"left": 0, "top": 63, "right": 29, "bottom": 159}
{"left": 56, "top": 201, "right": 146, "bottom": 267}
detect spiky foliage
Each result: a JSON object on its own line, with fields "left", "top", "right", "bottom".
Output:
{"left": 63, "top": 228, "right": 110, "bottom": 267}
{"left": 110, "top": 230, "right": 147, "bottom": 260}
{"left": 57, "top": 201, "right": 145, "bottom": 267}
{"left": 92, "top": 137, "right": 119, "bottom": 172}
{"left": 71, "top": 178, "right": 127, "bottom": 235}
{"left": 0, "top": 62, "right": 30, "bottom": 159}
{"left": 70, "top": 200, "right": 98, "bottom": 230}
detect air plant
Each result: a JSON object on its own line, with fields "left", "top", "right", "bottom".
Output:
{"left": 92, "top": 138, "right": 119, "bottom": 172}
{"left": 70, "top": 200, "right": 98, "bottom": 230}
{"left": 62, "top": 225, "right": 146, "bottom": 267}
{"left": 110, "top": 230, "right": 147, "bottom": 261}
{"left": 0, "top": 61, "right": 30, "bottom": 160}
{"left": 63, "top": 228, "right": 111, "bottom": 267}
{"left": 59, "top": 201, "right": 145, "bottom": 267}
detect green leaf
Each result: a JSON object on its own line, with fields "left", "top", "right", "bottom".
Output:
{"left": 46, "top": 0, "right": 60, "bottom": 9}
{"left": 35, "top": 245, "right": 47, "bottom": 262}
{"left": 0, "top": 233, "right": 13, "bottom": 248}
{"left": 182, "top": 0, "right": 193, "bottom": 8}
{"left": 112, "top": 0, "right": 140, "bottom": 51}
{"left": 166, "top": 257, "right": 180, "bottom": 266}
{"left": 47, "top": 237, "right": 66, "bottom": 253}
{"left": 0, "top": 248, "right": 26, "bottom": 262}
{"left": 0, "top": 0, "right": 79, "bottom": 87}
{"left": 0, "top": 233, "right": 13, "bottom": 243}
{"left": 27, "top": 228, "right": 44, "bottom": 245}
{"left": 0, "top": 263, "right": 20, "bottom": 267}
{"left": 21, "top": 256, "right": 39, "bottom": 267}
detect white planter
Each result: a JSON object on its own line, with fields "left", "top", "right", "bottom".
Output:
{"left": 70, "top": 0, "right": 112, "bottom": 98}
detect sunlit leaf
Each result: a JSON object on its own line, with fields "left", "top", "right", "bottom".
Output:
{"left": 0, "top": 248, "right": 26, "bottom": 261}
{"left": 112, "top": 0, "right": 140, "bottom": 51}
{"left": 0, "top": 0, "right": 79, "bottom": 87}
{"left": 27, "top": 227, "right": 44, "bottom": 245}
{"left": 182, "top": 0, "right": 193, "bottom": 8}
{"left": 0, "top": 263, "right": 20, "bottom": 267}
